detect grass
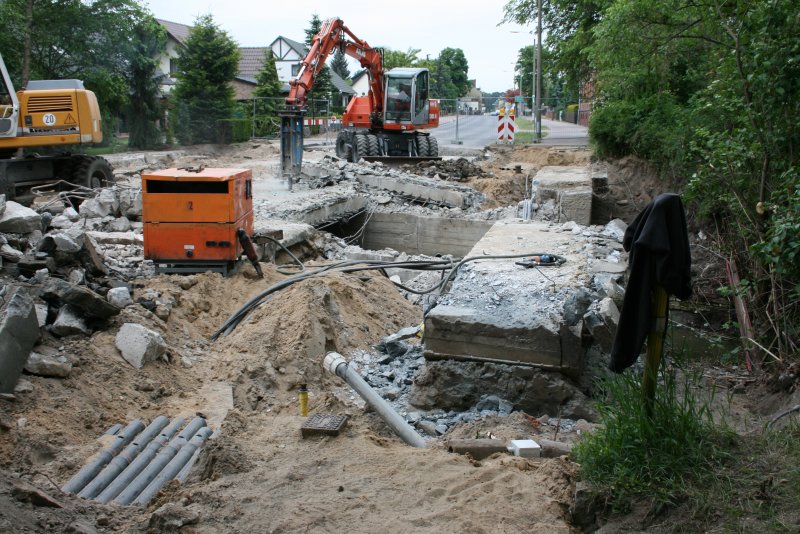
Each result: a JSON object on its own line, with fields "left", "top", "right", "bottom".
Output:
{"left": 575, "top": 357, "right": 800, "bottom": 531}
{"left": 513, "top": 116, "right": 549, "bottom": 144}
{"left": 573, "top": 363, "right": 735, "bottom": 514}
{"left": 84, "top": 136, "right": 131, "bottom": 155}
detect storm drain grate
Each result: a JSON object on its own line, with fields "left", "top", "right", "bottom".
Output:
{"left": 301, "top": 414, "right": 348, "bottom": 438}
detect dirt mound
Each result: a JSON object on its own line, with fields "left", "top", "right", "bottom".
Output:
{"left": 509, "top": 145, "right": 592, "bottom": 166}
{"left": 219, "top": 271, "right": 421, "bottom": 412}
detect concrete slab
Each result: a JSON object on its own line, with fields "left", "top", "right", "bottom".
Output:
{"left": 253, "top": 183, "right": 367, "bottom": 227}
{"left": 424, "top": 219, "right": 622, "bottom": 372}
{"left": 533, "top": 166, "right": 593, "bottom": 225}
{"left": 354, "top": 171, "right": 482, "bottom": 209}
{"left": 362, "top": 213, "right": 493, "bottom": 257}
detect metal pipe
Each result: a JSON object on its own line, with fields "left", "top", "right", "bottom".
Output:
{"left": 133, "top": 426, "right": 214, "bottom": 506}
{"left": 77, "top": 416, "right": 170, "bottom": 499}
{"left": 324, "top": 352, "right": 427, "bottom": 448}
{"left": 62, "top": 419, "right": 145, "bottom": 494}
{"left": 112, "top": 417, "right": 206, "bottom": 505}
{"left": 96, "top": 417, "right": 185, "bottom": 504}
{"left": 103, "top": 423, "right": 122, "bottom": 436}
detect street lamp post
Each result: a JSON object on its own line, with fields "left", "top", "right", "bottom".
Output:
{"left": 535, "top": 0, "right": 542, "bottom": 142}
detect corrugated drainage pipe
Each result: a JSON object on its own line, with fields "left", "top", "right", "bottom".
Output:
{"left": 324, "top": 352, "right": 427, "bottom": 448}
{"left": 62, "top": 419, "right": 145, "bottom": 494}
{"left": 112, "top": 416, "right": 207, "bottom": 505}
{"left": 78, "top": 415, "right": 170, "bottom": 499}
{"left": 133, "top": 426, "right": 214, "bottom": 506}
{"left": 95, "top": 417, "right": 185, "bottom": 504}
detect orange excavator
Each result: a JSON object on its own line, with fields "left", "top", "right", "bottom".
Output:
{"left": 0, "top": 52, "right": 113, "bottom": 204}
{"left": 281, "top": 18, "right": 441, "bottom": 173}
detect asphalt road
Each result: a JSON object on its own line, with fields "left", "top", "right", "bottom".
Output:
{"left": 432, "top": 114, "right": 588, "bottom": 149}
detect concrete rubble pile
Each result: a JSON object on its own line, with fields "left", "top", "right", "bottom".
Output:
{"left": 0, "top": 186, "right": 172, "bottom": 394}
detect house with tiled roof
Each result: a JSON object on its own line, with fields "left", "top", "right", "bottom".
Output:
{"left": 268, "top": 36, "right": 355, "bottom": 107}
{"left": 154, "top": 20, "right": 355, "bottom": 106}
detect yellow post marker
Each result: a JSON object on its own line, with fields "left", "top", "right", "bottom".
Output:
{"left": 643, "top": 285, "right": 669, "bottom": 416}
{"left": 299, "top": 384, "right": 309, "bottom": 417}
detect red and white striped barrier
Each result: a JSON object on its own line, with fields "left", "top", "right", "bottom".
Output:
{"left": 497, "top": 109, "right": 515, "bottom": 143}
{"left": 303, "top": 117, "right": 341, "bottom": 126}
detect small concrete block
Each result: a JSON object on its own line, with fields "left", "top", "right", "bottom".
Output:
{"left": 508, "top": 439, "right": 542, "bottom": 458}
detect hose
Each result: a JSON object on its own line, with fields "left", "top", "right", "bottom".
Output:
{"left": 211, "top": 252, "right": 566, "bottom": 339}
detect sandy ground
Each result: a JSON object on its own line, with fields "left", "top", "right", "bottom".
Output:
{"left": 0, "top": 143, "right": 599, "bottom": 533}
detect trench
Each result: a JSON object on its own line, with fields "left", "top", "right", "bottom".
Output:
{"left": 320, "top": 211, "right": 494, "bottom": 257}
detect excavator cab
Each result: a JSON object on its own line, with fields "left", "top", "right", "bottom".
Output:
{"left": 384, "top": 68, "right": 429, "bottom": 125}
{"left": 0, "top": 55, "right": 19, "bottom": 139}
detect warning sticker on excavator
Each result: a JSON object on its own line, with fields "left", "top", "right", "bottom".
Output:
{"left": 65, "top": 113, "right": 76, "bottom": 125}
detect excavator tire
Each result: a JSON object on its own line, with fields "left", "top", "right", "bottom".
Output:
{"left": 73, "top": 156, "right": 114, "bottom": 189}
{"left": 367, "top": 134, "right": 380, "bottom": 156}
{"left": 335, "top": 131, "right": 349, "bottom": 159}
{"left": 353, "top": 134, "right": 369, "bottom": 162}
{"left": 427, "top": 136, "right": 439, "bottom": 157}
{"left": 416, "top": 135, "right": 430, "bottom": 156}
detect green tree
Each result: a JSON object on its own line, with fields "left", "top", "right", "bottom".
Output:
{"left": 172, "top": 14, "right": 240, "bottom": 145}
{"left": 253, "top": 50, "right": 283, "bottom": 136}
{"left": 382, "top": 47, "right": 421, "bottom": 70}
{"left": 0, "top": 0, "right": 154, "bottom": 142}
{"left": 127, "top": 17, "right": 166, "bottom": 149}
{"left": 304, "top": 14, "right": 333, "bottom": 116}
{"left": 330, "top": 50, "right": 350, "bottom": 80}
{"left": 438, "top": 48, "right": 470, "bottom": 97}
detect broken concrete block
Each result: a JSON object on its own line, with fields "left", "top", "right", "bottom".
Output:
{"left": 51, "top": 305, "right": 91, "bottom": 337}
{"left": 584, "top": 297, "right": 620, "bottom": 353}
{"left": 107, "top": 287, "right": 133, "bottom": 308}
{"left": 38, "top": 278, "right": 120, "bottom": 319}
{"left": 34, "top": 302, "right": 48, "bottom": 327}
{"left": 24, "top": 351, "right": 72, "bottom": 377}
{"left": 47, "top": 214, "right": 75, "bottom": 230}
{"left": 0, "top": 287, "right": 41, "bottom": 393}
{"left": 17, "top": 256, "right": 56, "bottom": 278}
{"left": 115, "top": 323, "right": 167, "bottom": 368}
{"left": 602, "top": 218, "right": 627, "bottom": 241}
{"left": 119, "top": 188, "right": 142, "bottom": 219}
{"left": 0, "top": 201, "right": 42, "bottom": 234}
{"left": 78, "top": 193, "right": 113, "bottom": 219}
{"left": 0, "top": 243, "right": 24, "bottom": 262}
{"left": 14, "top": 378, "right": 33, "bottom": 394}
{"left": 107, "top": 216, "right": 131, "bottom": 233}
{"left": 67, "top": 268, "right": 85, "bottom": 285}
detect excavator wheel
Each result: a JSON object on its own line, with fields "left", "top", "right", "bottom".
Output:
{"left": 427, "top": 136, "right": 439, "bottom": 157}
{"left": 73, "top": 156, "right": 114, "bottom": 189}
{"left": 367, "top": 134, "right": 380, "bottom": 156}
{"left": 353, "top": 133, "right": 369, "bottom": 162}
{"left": 335, "top": 131, "right": 350, "bottom": 160}
{"left": 416, "top": 135, "right": 430, "bottom": 157}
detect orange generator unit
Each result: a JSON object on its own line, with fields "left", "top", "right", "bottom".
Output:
{"left": 142, "top": 167, "right": 255, "bottom": 275}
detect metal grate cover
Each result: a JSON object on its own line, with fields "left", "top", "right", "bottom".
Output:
{"left": 300, "top": 414, "right": 348, "bottom": 438}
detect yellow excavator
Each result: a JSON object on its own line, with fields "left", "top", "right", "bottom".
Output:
{"left": 0, "top": 52, "right": 113, "bottom": 205}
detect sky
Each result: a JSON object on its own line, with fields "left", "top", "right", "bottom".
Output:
{"left": 143, "top": 0, "right": 534, "bottom": 93}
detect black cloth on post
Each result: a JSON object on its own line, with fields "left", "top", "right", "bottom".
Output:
{"left": 608, "top": 193, "right": 692, "bottom": 372}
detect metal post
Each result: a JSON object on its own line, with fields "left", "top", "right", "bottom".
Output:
{"left": 252, "top": 98, "right": 256, "bottom": 140}
{"left": 535, "top": 0, "right": 543, "bottom": 142}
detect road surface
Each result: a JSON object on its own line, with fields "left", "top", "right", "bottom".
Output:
{"left": 432, "top": 114, "right": 588, "bottom": 149}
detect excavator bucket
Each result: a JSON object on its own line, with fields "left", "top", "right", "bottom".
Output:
{"left": 280, "top": 110, "right": 304, "bottom": 175}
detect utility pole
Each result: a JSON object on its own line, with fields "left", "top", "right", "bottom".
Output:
{"left": 535, "top": 0, "right": 542, "bottom": 142}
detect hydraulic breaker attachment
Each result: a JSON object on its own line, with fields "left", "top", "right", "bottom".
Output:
{"left": 280, "top": 110, "right": 304, "bottom": 175}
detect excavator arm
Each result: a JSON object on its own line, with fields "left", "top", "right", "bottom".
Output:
{"left": 282, "top": 18, "right": 384, "bottom": 174}
{"left": 286, "top": 18, "right": 384, "bottom": 114}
